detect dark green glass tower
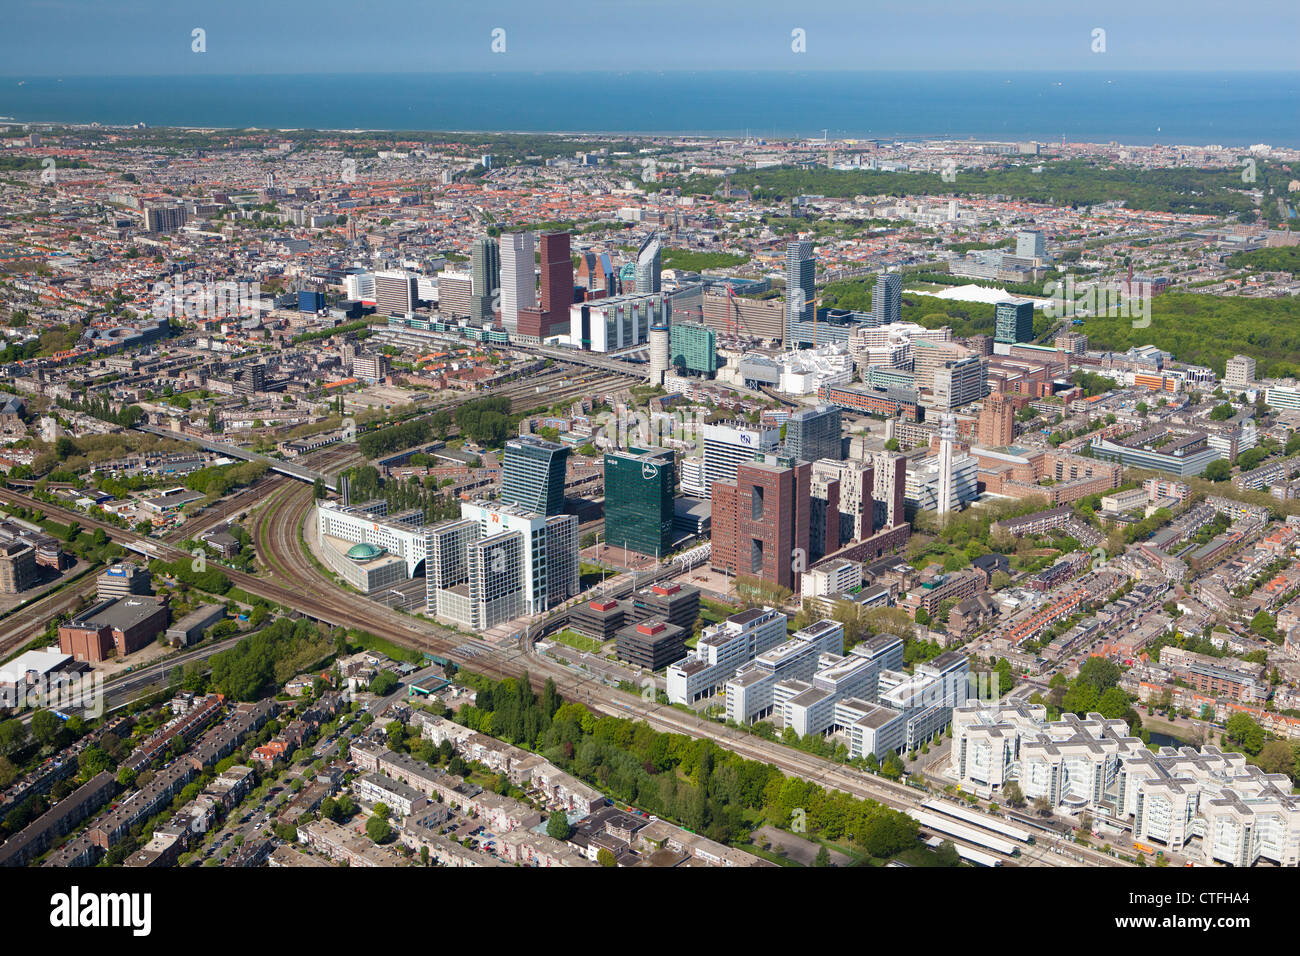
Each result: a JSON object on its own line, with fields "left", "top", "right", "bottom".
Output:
{"left": 603, "top": 447, "right": 676, "bottom": 558}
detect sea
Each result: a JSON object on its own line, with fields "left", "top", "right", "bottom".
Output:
{"left": 0, "top": 71, "right": 1296, "bottom": 147}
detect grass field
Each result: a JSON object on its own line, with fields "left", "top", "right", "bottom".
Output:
{"left": 549, "top": 628, "right": 605, "bottom": 654}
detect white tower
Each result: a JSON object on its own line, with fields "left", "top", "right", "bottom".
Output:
{"left": 937, "top": 413, "right": 956, "bottom": 517}
{"left": 649, "top": 319, "right": 670, "bottom": 386}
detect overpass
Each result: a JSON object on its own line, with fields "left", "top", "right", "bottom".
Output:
{"left": 507, "top": 341, "right": 650, "bottom": 377}
{"left": 133, "top": 424, "right": 337, "bottom": 490}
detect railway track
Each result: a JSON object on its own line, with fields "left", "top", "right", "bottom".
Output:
{"left": 162, "top": 474, "right": 291, "bottom": 545}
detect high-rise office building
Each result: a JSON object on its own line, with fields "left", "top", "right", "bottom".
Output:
{"left": 669, "top": 321, "right": 718, "bottom": 377}
{"left": 518, "top": 231, "right": 574, "bottom": 342}
{"left": 648, "top": 314, "right": 670, "bottom": 385}
{"left": 571, "top": 291, "right": 670, "bottom": 353}
{"left": 456, "top": 500, "right": 578, "bottom": 616}
{"left": 578, "top": 251, "right": 617, "bottom": 295}
{"left": 785, "top": 241, "right": 815, "bottom": 343}
{"left": 437, "top": 272, "right": 473, "bottom": 318}
{"left": 1016, "top": 230, "right": 1047, "bottom": 260}
{"left": 994, "top": 300, "right": 1034, "bottom": 344}
{"left": 865, "top": 450, "right": 907, "bottom": 532}
{"left": 712, "top": 457, "right": 813, "bottom": 592}
{"left": 810, "top": 458, "right": 874, "bottom": 543}
{"left": 635, "top": 231, "right": 662, "bottom": 294}
{"left": 1225, "top": 355, "right": 1257, "bottom": 389}
{"left": 425, "top": 508, "right": 576, "bottom": 628}
{"left": 785, "top": 405, "right": 842, "bottom": 463}
{"left": 499, "top": 232, "right": 536, "bottom": 334}
{"left": 144, "top": 205, "right": 187, "bottom": 235}
{"left": 470, "top": 237, "right": 501, "bottom": 326}
{"left": 872, "top": 273, "right": 902, "bottom": 327}
{"left": 374, "top": 270, "right": 418, "bottom": 316}
{"left": 977, "top": 393, "right": 1017, "bottom": 447}
{"left": 809, "top": 471, "right": 841, "bottom": 561}
{"left": 500, "top": 435, "right": 569, "bottom": 516}
{"left": 545, "top": 514, "right": 580, "bottom": 607}
{"left": 604, "top": 447, "right": 676, "bottom": 558}
{"left": 701, "top": 422, "right": 781, "bottom": 499}
{"left": 931, "top": 355, "right": 988, "bottom": 409}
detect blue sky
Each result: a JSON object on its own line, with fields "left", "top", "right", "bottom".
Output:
{"left": 3, "top": 0, "right": 1297, "bottom": 75}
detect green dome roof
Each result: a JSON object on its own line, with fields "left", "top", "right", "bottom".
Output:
{"left": 346, "top": 542, "right": 385, "bottom": 561}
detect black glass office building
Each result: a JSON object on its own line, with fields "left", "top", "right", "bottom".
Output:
{"left": 994, "top": 300, "right": 1034, "bottom": 344}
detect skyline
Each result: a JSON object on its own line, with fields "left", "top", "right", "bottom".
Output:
{"left": 2, "top": 0, "right": 1298, "bottom": 75}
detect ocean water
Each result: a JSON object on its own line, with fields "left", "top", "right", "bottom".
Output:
{"left": 0, "top": 71, "right": 1296, "bottom": 146}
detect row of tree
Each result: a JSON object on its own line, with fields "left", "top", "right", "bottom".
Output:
{"left": 453, "top": 673, "right": 921, "bottom": 859}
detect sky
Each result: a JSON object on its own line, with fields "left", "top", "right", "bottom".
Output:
{"left": 3, "top": 0, "right": 1297, "bottom": 75}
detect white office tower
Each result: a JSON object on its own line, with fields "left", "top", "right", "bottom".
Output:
{"left": 679, "top": 457, "right": 707, "bottom": 497}
{"left": 344, "top": 272, "right": 376, "bottom": 301}
{"left": 700, "top": 422, "right": 780, "bottom": 498}
{"left": 425, "top": 501, "right": 579, "bottom": 628}
{"left": 499, "top": 231, "right": 536, "bottom": 334}
{"left": 648, "top": 316, "right": 670, "bottom": 385}
{"left": 937, "top": 413, "right": 956, "bottom": 517}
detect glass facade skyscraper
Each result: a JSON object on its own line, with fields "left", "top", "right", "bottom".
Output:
{"left": 785, "top": 240, "right": 815, "bottom": 343}
{"left": 871, "top": 272, "right": 902, "bottom": 327}
{"left": 604, "top": 447, "right": 676, "bottom": 558}
{"left": 635, "top": 231, "right": 662, "bottom": 294}
{"left": 669, "top": 321, "right": 717, "bottom": 377}
{"left": 500, "top": 435, "right": 569, "bottom": 516}
{"left": 785, "top": 405, "right": 842, "bottom": 463}
{"left": 994, "top": 300, "right": 1035, "bottom": 344}
{"left": 470, "top": 236, "right": 500, "bottom": 326}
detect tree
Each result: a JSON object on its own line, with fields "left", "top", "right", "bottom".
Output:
{"left": 1225, "top": 712, "right": 1265, "bottom": 755}
{"left": 1256, "top": 740, "right": 1295, "bottom": 778}
{"left": 596, "top": 847, "right": 617, "bottom": 867}
{"left": 77, "top": 746, "right": 111, "bottom": 778}
{"left": 934, "top": 839, "right": 961, "bottom": 867}
{"left": 1202, "top": 459, "right": 1231, "bottom": 482}
{"left": 546, "top": 811, "right": 572, "bottom": 842}
{"left": 30, "top": 709, "right": 62, "bottom": 748}
{"left": 1076, "top": 656, "right": 1122, "bottom": 694}
{"left": 1032, "top": 797, "right": 1053, "bottom": 817}
{"left": 365, "top": 814, "right": 392, "bottom": 844}
{"left": 420, "top": 845, "right": 430, "bottom": 866}
{"left": 813, "top": 845, "right": 831, "bottom": 867}
{"left": 369, "top": 671, "right": 398, "bottom": 696}
{"left": 1002, "top": 780, "right": 1025, "bottom": 807}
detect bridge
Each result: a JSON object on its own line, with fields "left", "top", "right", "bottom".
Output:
{"left": 133, "top": 424, "right": 337, "bottom": 490}
{"left": 507, "top": 341, "right": 650, "bottom": 377}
